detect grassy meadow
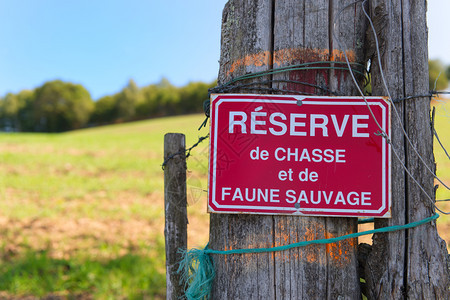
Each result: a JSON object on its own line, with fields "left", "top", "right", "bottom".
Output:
{"left": 0, "top": 114, "right": 210, "bottom": 299}
{"left": 0, "top": 100, "right": 448, "bottom": 299}
{"left": 433, "top": 99, "right": 450, "bottom": 238}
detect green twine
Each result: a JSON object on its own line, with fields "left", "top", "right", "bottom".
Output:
{"left": 177, "top": 245, "right": 215, "bottom": 300}
{"left": 177, "top": 213, "right": 439, "bottom": 300}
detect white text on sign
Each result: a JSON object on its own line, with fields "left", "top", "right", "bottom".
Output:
{"left": 229, "top": 108, "right": 369, "bottom": 137}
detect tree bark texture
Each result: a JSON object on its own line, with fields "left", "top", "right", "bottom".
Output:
{"left": 164, "top": 133, "right": 188, "bottom": 300}
{"left": 210, "top": 1, "right": 367, "bottom": 299}
{"left": 364, "top": 0, "right": 449, "bottom": 299}
{"left": 211, "top": 2, "right": 275, "bottom": 299}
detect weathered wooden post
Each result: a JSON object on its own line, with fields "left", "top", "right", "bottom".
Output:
{"left": 209, "top": 1, "right": 366, "bottom": 298}
{"left": 364, "top": 1, "right": 449, "bottom": 298}
{"left": 164, "top": 133, "right": 188, "bottom": 300}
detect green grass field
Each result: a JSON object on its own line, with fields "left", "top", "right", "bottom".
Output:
{"left": 433, "top": 99, "right": 450, "bottom": 236}
{"left": 0, "top": 102, "right": 448, "bottom": 299}
{"left": 0, "top": 114, "right": 210, "bottom": 299}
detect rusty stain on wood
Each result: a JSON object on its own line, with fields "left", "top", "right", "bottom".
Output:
{"left": 227, "top": 51, "right": 271, "bottom": 76}
{"left": 274, "top": 48, "right": 356, "bottom": 65}
{"left": 226, "top": 47, "right": 356, "bottom": 77}
{"left": 325, "top": 236, "right": 356, "bottom": 267}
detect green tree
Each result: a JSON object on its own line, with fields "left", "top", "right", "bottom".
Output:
{"left": 0, "top": 90, "right": 35, "bottom": 131}
{"left": 0, "top": 93, "right": 20, "bottom": 131}
{"left": 1, "top": 78, "right": 217, "bottom": 130}
{"left": 136, "top": 78, "right": 180, "bottom": 118}
{"left": 154, "top": 78, "right": 181, "bottom": 115}
{"left": 90, "top": 95, "right": 118, "bottom": 124}
{"left": 179, "top": 81, "right": 216, "bottom": 114}
{"left": 136, "top": 84, "right": 159, "bottom": 118}
{"left": 15, "top": 89, "right": 35, "bottom": 131}
{"left": 33, "top": 80, "right": 94, "bottom": 132}
{"left": 115, "top": 79, "right": 143, "bottom": 121}
{"left": 428, "top": 60, "right": 448, "bottom": 90}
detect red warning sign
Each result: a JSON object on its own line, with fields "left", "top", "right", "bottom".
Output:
{"left": 208, "top": 94, "right": 391, "bottom": 218}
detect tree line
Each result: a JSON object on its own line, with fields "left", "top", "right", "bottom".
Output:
{"left": 0, "top": 78, "right": 215, "bottom": 132}
{"left": 0, "top": 59, "right": 448, "bottom": 133}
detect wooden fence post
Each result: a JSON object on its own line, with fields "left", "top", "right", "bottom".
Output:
{"left": 364, "top": 1, "right": 449, "bottom": 298}
{"left": 164, "top": 133, "right": 188, "bottom": 300}
{"left": 209, "top": 1, "right": 366, "bottom": 298}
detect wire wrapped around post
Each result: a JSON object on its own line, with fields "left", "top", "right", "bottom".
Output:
{"left": 178, "top": 213, "right": 439, "bottom": 300}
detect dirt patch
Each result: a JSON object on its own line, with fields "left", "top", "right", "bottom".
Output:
{"left": 0, "top": 186, "right": 446, "bottom": 260}
{"left": 0, "top": 143, "right": 56, "bottom": 155}
{"left": 0, "top": 188, "right": 209, "bottom": 260}
{"left": 0, "top": 216, "right": 161, "bottom": 260}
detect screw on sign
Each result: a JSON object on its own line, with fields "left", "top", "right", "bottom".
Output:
{"left": 208, "top": 94, "right": 391, "bottom": 218}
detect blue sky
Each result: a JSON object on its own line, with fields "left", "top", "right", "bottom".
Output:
{"left": 0, "top": 0, "right": 227, "bottom": 99}
{"left": 0, "top": 0, "right": 448, "bottom": 100}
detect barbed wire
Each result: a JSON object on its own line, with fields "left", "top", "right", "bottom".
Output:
{"left": 432, "top": 107, "right": 450, "bottom": 161}
{"left": 174, "top": 4, "right": 450, "bottom": 298}
{"left": 334, "top": 0, "right": 449, "bottom": 213}
{"left": 434, "top": 129, "right": 450, "bottom": 160}
{"left": 161, "top": 134, "right": 209, "bottom": 170}
{"left": 199, "top": 0, "right": 449, "bottom": 214}
{"left": 219, "top": 61, "right": 366, "bottom": 87}
{"left": 211, "top": 79, "right": 341, "bottom": 96}
{"left": 202, "top": 60, "right": 367, "bottom": 133}
{"left": 362, "top": 0, "right": 450, "bottom": 191}
{"left": 209, "top": 61, "right": 367, "bottom": 96}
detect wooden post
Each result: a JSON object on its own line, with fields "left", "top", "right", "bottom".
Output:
{"left": 210, "top": 1, "right": 365, "bottom": 298}
{"left": 364, "top": 1, "right": 449, "bottom": 299}
{"left": 164, "top": 133, "right": 188, "bottom": 300}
